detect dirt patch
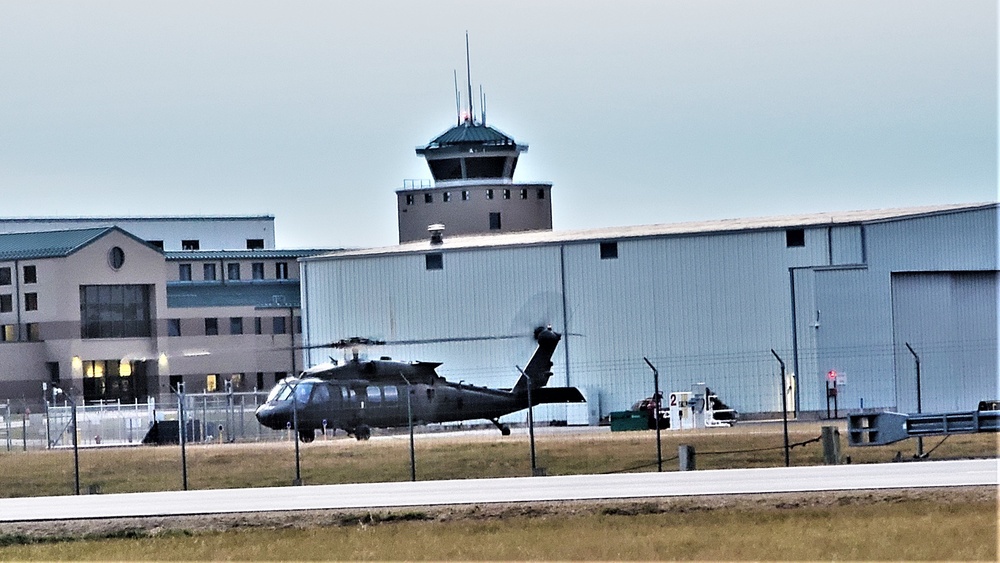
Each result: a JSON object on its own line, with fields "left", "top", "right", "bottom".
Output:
{"left": 1, "top": 486, "right": 994, "bottom": 542}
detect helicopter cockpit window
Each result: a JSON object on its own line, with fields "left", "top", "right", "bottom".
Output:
{"left": 366, "top": 385, "right": 382, "bottom": 404}
{"left": 382, "top": 385, "right": 398, "bottom": 404}
{"left": 294, "top": 382, "right": 313, "bottom": 404}
{"left": 311, "top": 383, "right": 330, "bottom": 404}
{"left": 267, "top": 382, "right": 293, "bottom": 403}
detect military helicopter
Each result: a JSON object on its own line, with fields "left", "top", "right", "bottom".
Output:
{"left": 255, "top": 326, "right": 585, "bottom": 441}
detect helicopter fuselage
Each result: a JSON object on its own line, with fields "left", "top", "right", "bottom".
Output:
{"left": 254, "top": 327, "right": 585, "bottom": 441}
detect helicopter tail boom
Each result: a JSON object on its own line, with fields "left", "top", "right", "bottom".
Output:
{"left": 531, "top": 386, "right": 586, "bottom": 404}
{"left": 512, "top": 327, "right": 561, "bottom": 394}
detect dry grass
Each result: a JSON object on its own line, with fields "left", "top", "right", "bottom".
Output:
{"left": 0, "top": 490, "right": 996, "bottom": 561}
{"left": 0, "top": 421, "right": 997, "bottom": 496}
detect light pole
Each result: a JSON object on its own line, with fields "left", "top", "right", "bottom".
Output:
{"left": 770, "top": 349, "right": 790, "bottom": 467}
{"left": 905, "top": 342, "right": 924, "bottom": 458}
{"left": 52, "top": 386, "right": 80, "bottom": 495}
{"left": 400, "top": 373, "right": 416, "bottom": 481}
{"left": 643, "top": 357, "right": 663, "bottom": 472}
{"left": 176, "top": 382, "right": 188, "bottom": 491}
{"left": 289, "top": 378, "right": 302, "bottom": 486}
{"left": 517, "top": 366, "right": 538, "bottom": 475}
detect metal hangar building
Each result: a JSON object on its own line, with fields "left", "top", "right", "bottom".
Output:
{"left": 299, "top": 202, "right": 998, "bottom": 422}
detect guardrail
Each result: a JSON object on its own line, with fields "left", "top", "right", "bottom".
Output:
{"left": 848, "top": 409, "right": 1000, "bottom": 446}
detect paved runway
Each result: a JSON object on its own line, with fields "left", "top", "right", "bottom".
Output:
{"left": 0, "top": 458, "right": 995, "bottom": 522}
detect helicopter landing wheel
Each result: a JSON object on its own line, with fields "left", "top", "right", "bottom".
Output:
{"left": 490, "top": 419, "right": 511, "bottom": 436}
{"left": 298, "top": 430, "right": 315, "bottom": 443}
{"left": 355, "top": 425, "right": 371, "bottom": 441}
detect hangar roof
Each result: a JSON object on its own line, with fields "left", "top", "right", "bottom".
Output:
{"left": 165, "top": 249, "right": 335, "bottom": 261}
{"left": 306, "top": 202, "right": 997, "bottom": 261}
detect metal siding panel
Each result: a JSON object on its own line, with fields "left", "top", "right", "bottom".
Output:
{"left": 891, "top": 272, "right": 999, "bottom": 412}
{"left": 562, "top": 231, "right": 799, "bottom": 416}
{"left": 814, "top": 268, "right": 895, "bottom": 411}
{"left": 830, "top": 225, "right": 864, "bottom": 265}
{"left": 868, "top": 207, "right": 998, "bottom": 272}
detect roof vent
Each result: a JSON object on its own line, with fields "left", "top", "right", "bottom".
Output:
{"left": 428, "top": 224, "right": 445, "bottom": 245}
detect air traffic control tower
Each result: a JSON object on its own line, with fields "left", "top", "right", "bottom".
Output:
{"left": 396, "top": 116, "right": 553, "bottom": 243}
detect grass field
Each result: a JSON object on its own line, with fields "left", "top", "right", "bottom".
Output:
{"left": 0, "top": 490, "right": 996, "bottom": 560}
{"left": 0, "top": 421, "right": 996, "bottom": 497}
{"left": 1, "top": 423, "right": 996, "bottom": 560}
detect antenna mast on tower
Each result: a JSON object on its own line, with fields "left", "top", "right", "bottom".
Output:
{"left": 465, "top": 31, "right": 474, "bottom": 124}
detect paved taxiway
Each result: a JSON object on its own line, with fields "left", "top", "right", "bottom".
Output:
{"left": 1, "top": 458, "right": 995, "bottom": 522}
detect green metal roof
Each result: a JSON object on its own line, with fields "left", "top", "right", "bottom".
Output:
{"left": 422, "top": 122, "right": 518, "bottom": 149}
{"left": 166, "top": 280, "right": 301, "bottom": 309}
{"left": 165, "top": 249, "right": 337, "bottom": 261}
{"left": 0, "top": 227, "right": 122, "bottom": 261}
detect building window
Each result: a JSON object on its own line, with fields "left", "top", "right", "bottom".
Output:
{"left": 252, "top": 262, "right": 265, "bottom": 280}
{"left": 256, "top": 372, "right": 265, "bottom": 390}
{"left": 425, "top": 253, "right": 443, "bottom": 270}
{"left": 461, "top": 190, "right": 470, "bottom": 201}
{"left": 786, "top": 228, "right": 806, "bottom": 248}
{"left": 246, "top": 239, "right": 264, "bottom": 250}
{"left": 203, "top": 263, "right": 217, "bottom": 281}
{"left": 26, "top": 323, "right": 40, "bottom": 341}
{"left": 275, "top": 262, "right": 289, "bottom": 279}
{"left": 443, "top": 191, "right": 451, "bottom": 203}
{"left": 24, "top": 292, "right": 38, "bottom": 311}
{"left": 406, "top": 194, "right": 414, "bottom": 205}
{"left": 254, "top": 317, "right": 263, "bottom": 334}
{"left": 0, "top": 294, "right": 11, "bottom": 313}
{"left": 227, "top": 263, "right": 241, "bottom": 280}
{"left": 489, "top": 212, "right": 502, "bottom": 230}
{"left": 230, "top": 317, "right": 243, "bottom": 335}
{"left": 205, "top": 318, "right": 219, "bottom": 336}
{"left": 294, "top": 316, "right": 302, "bottom": 334}
{"left": 108, "top": 246, "right": 126, "bottom": 270}
{"left": 486, "top": 189, "right": 494, "bottom": 200}
{"left": 0, "top": 267, "right": 9, "bottom": 285}
{"left": 275, "top": 372, "right": 287, "bottom": 384}
{"left": 179, "top": 263, "right": 192, "bottom": 281}
{"left": 424, "top": 193, "right": 433, "bottom": 203}
{"left": 520, "top": 189, "right": 528, "bottom": 199}
{"left": 537, "top": 189, "right": 546, "bottom": 200}
{"left": 206, "top": 374, "right": 218, "bottom": 393}
{"left": 148, "top": 240, "right": 164, "bottom": 250}
{"left": 181, "top": 240, "right": 200, "bottom": 251}
{"left": 503, "top": 189, "right": 511, "bottom": 200}
{"left": 1, "top": 325, "right": 14, "bottom": 342}
{"left": 79, "top": 285, "right": 152, "bottom": 339}
{"left": 168, "top": 318, "right": 181, "bottom": 337}
{"left": 273, "top": 317, "right": 287, "bottom": 335}
{"left": 600, "top": 242, "right": 619, "bottom": 260}
{"left": 23, "top": 265, "right": 36, "bottom": 284}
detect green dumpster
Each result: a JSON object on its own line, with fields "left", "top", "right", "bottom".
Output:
{"left": 609, "top": 410, "right": 649, "bottom": 432}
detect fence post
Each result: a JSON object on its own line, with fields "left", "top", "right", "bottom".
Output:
{"left": 679, "top": 444, "right": 696, "bottom": 471}
{"left": 822, "top": 426, "right": 841, "bottom": 465}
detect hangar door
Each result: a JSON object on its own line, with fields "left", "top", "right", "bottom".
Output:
{"left": 891, "top": 271, "right": 998, "bottom": 413}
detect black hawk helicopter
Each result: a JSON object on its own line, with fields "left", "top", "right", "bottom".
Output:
{"left": 255, "top": 326, "right": 585, "bottom": 441}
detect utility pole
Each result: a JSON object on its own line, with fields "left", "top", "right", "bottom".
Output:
{"left": 905, "top": 342, "right": 924, "bottom": 458}
{"left": 771, "top": 349, "right": 790, "bottom": 467}
{"left": 643, "top": 357, "right": 663, "bottom": 472}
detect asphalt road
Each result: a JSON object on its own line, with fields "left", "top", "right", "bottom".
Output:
{"left": 0, "top": 459, "right": 995, "bottom": 522}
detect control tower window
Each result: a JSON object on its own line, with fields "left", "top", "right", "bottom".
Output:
{"left": 465, "top": 156, "right": 506, "bottom": 179}
{"left": 442, "top": 192, "right": 451, "bottom": 203}
{"left": 486, "top": 189, "right": 494, "bottom": 200}
{"left": 429, "top": 159, "right": 462, "bottom": 181}
{"left": 502, "top": 189, "right": 511, "bottom": 200}
{"left": 520, "top": 189, "right": 528, "bottom": 200}
{"left": 424, "top": 193, "right": 433, "bottom": 203}
{"left": 537, "top": 189, "right": 546, "bottom": 200}
{"left": 461, "top": 190, "right": 470, "bottom": 201}
{"left": 405, "top": 194, "right": 414, "bottom": 205}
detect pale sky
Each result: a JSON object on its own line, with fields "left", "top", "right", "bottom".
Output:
{"left": 0, "top": 1, "right": 996, "bottom": 248}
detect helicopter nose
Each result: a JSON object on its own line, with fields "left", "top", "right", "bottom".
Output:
{"left": 255, "top": 404, "right": 282, "bottom": 429}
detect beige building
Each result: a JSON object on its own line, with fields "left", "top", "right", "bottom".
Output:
{"left": 0, "top": 224, "right": 329, "bottom": 409}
